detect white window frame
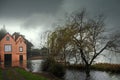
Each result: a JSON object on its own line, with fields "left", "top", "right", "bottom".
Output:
{"left": 4, "top": 44, "right": 12, "bottom": 52}
{"left": 19, "top": 47, "right": 23, "bottom": 52}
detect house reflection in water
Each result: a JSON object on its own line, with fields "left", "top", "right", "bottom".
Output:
{"left": 1, "top": 61, "right": 27, "bottom": 69}
{"left": 0, "top": 33, "right": 27, "bottom": 69}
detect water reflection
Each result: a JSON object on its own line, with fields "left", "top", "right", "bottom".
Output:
{"left": 27, "top": 60, "right": 43, "bottom": 72}
{"left": 0, "top": 61, "right": 27, "bottom": 69}
{"left": 27, "top": 60, "right": 120, "bottom": 80}
{"left": 65, "top": 69, "right": 120, "bottom": 80}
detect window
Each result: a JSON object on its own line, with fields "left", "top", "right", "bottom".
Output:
{"left": 5, "top": 44, "right": 12, "bottom": 52}
{"left": 6, "top": 36, "right": 10, "bottom": 41}
{"left": 19, "top": 47, "right": 23, "bottom": 52}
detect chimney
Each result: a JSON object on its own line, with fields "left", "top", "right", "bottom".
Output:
{"left": 13, "top": 35, "right": 16, "bottom": 40}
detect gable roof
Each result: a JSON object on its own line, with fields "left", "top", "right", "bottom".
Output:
{"left": 12, "top": 32, "right": 21, "bottom": 41}
{"left": 16, "top": 35, "right": 26, "bottom": 44}
{"left": 12, "top": 32, "right": 26, "bottom": 41}
{"left": 0, "top": 33, "right": 15, "bottom": 41}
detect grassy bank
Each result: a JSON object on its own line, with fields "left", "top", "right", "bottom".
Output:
{"left": 0, "top": 67, "right": 60, "bottom": 80}
{"left": 92, "top": 63, "right": 120, "bottom": 73}
{"left": 66, "top": 63, "right": 120, "bottom": 73}
{"left": 15, "top": 68, "right": 48, "bottom": 80}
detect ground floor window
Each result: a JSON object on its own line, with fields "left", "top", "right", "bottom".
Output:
{"left": 4, "top": 44, "right": 12, "bottom": 52}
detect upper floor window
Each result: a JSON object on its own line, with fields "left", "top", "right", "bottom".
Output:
{"left": 19, "top": 47, "right": 23, "bottom": 52}
{"left": 5, "top": 44, "right": 12, "bottom": 52}
{"left": 6, "top": 36, "right": 10, "bottom": 41}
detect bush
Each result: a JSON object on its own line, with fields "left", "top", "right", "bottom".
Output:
{"left": 41, "top": 58, "right": 65, "bottom": 78}
{"left": 41, "top": 58, "right": 55, "bottom": 71}
{"left": 49, "top": 62, "right": 65, "bottom": 77}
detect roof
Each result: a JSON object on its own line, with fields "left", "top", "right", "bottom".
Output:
{"left": 12, "top": 32, "right": 21, "bottom": 41}
{"left": 0, "top": 33, "right": 15, "bottom": 41}
{"left": 16, "top": 36, "right": 26, "bottom": 44}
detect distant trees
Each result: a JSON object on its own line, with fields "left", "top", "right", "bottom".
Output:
{"left": 40, "top": 47, "right": 49, "bottom": 56}
{"left": 0, "top": 26, "right": 7, "bottom": 40}
{"left": 47, "top": 10, "right": 120, "bottom": 77}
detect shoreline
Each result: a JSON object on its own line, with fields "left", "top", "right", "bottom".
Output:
{"left": 66, "top": 63, "right": 120, "bottom": 73}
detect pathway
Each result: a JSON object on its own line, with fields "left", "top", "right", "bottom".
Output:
{"left": 1, "top": 68, "right": 26, "bottom": 80}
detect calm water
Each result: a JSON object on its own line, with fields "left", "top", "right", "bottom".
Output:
{"left": 27, "top": 60, "right": 43, "bottom": 72}
{"left": 65, "top": 70, "right": 120, "bottom": 80}
{"left": 27, "top": 60, "right": 120, "bottom": 80}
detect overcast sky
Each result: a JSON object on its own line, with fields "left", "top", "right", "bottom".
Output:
{"left": 0, "top": 0, "right": 120, "bottom": 48}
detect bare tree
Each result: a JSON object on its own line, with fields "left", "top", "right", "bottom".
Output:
{"left": 66, "top": 10, "right": 120, "bottom": 77}
{"left": 47, "top": 10, "right": 120, "bottom": 78}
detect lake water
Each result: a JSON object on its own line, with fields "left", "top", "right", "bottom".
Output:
{"left": 27, "top": 59, "right": 120, "bottom": 80}
{"left": 65, "top": 70, "right": 120, "bottom": 80}
{"left": 27, "top": 60, "right": 43, "bottom": 72}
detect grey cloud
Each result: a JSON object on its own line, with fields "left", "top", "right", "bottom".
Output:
{"left": 20, "top": 13, "right": 57, "bottom": 30}
{"left": 61, "top": 0, "right": 120, "bottom": 31}
{"left": 0, "top": 0, "right": 64, "bottom": 18}
{"left": 0, "top": 0, "right": 120, "bottom": 48}
{"left": 29, "top": 0, "right": 120, "bottom": 31}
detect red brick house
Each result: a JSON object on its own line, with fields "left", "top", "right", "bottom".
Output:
{"left": 0, "top": 33, "right": 27, "bottom": 68}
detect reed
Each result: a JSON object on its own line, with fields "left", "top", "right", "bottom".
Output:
{"left": 66, "top": 63, "right": 120, "bottom": 73}
{"left": 92, "top": 63, "right": 120, "bottom": 73}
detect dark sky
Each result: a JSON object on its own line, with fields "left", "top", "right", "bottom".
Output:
{"left": 0, "top": 0, "right": 120, "bottom": 48}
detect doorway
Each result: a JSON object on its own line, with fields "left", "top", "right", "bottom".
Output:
{"left": 19, "top": 55, "right": 23, "bottom": 63}
{"left": 4, "top": 54, "right": 12, "bottom": 67}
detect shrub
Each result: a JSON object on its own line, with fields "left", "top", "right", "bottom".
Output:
{"left": 41, "top": 58, "right": 65, "bottom": 78}
{"left": 41, "top": 58, "right": 55, "bottom": 71}
{"left": 49, "top": 62, "right": 65, "bottom": 77}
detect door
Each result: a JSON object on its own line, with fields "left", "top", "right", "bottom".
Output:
{"left": 4, "top": 54, "right": 12, "bottom": 67}
{"left": 20, "top": 55, "right": 23, "bottom": 62}
{"left": 19, "top": 55, "right": 23, "bottom": 65}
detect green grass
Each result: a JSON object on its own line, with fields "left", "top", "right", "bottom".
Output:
{"left": 15, "top": 68, "right": 48, "bottom": 80}
{"left": 6, "top": 69, "right": 24, "bottom": 80}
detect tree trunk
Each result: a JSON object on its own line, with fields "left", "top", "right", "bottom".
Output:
{"left": 85, "top": 64, "right": 90, "bottom": 77}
